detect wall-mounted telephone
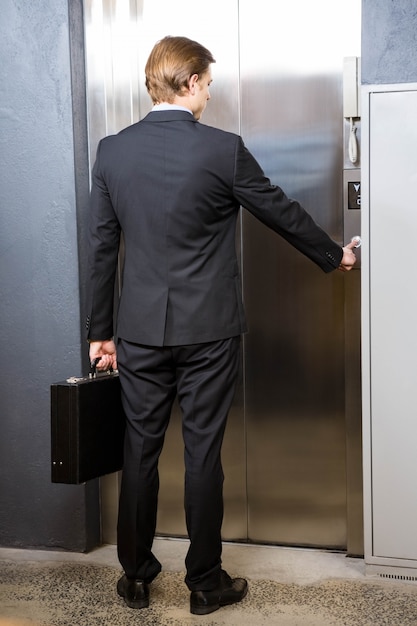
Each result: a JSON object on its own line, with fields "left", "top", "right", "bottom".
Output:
{"left": 343, "top": 57, "right": 361, "bottom": 164}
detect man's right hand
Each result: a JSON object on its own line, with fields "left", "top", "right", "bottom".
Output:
{"left": 89, "top": 339, "right": 118, "bottom": 371}
{"left": 338, "top": 240, "right": 357, "bottom": 272}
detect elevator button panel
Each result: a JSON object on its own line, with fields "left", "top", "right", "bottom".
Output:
{"left": 344, "top": 169, "right": 361, "bottom": 268}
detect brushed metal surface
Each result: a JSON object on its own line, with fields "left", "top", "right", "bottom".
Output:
{"left": 84, "top": 0, "right": 246, "bottom": 543}
{"left": 345, "top": 270, "right": 363, "bottom": 556}
{"left": 239, "top": 0, "right": 359, "bottom": 549}
{"left": 83, "top": 0, "right": 362, "bottom": 550}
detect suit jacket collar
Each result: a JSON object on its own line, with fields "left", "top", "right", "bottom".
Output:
{"left": 142, "top": 110, "right": 198, "bottom": 124}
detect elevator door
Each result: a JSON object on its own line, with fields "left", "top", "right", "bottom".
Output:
{"left": 83, "top": 0, "right": 362, "bottom": 551}
{"left": 239, "top": 3, "right": 360, "bottom": 549}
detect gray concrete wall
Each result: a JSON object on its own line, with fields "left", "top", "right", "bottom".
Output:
{"left": 362, "top": 0, "right": 417, "bottom": 84}
{"left": 0, "top": 0, "right": 98, "bottom": 551}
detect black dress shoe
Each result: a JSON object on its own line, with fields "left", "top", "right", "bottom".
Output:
{"left": 190, "top": 569, "right": 248, "bottom": 615}
{"left": 117, "top": 574, "right": 149, "bottom": 609}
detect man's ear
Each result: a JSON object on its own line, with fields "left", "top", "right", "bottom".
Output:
{"left": 188, "top": 73, "right": 199, "bottom": 95}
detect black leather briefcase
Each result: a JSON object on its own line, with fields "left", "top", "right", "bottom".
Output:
{"left": 50, "top": 367, "right": 125, "bottom": 484}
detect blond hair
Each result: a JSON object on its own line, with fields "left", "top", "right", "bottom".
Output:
{"left": 145, "top": 36, "right": 215, "bottom": 104}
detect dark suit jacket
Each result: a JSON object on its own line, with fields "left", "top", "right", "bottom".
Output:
{"left": 86, "top": 110, "right": 343, "bottom": 347}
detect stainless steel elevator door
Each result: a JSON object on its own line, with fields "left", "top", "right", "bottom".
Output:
{"left": 239, "top": 0, "right": 360, "bottom": 549}
{"left": 83, "top": 0, "right": 247, "bottom": 543}
{"left": 83, "top": 0, "right": 362, "bottom": 550}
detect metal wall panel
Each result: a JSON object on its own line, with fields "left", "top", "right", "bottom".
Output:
{"left": 368, "top": 88, "right": 417, "bottom": 563}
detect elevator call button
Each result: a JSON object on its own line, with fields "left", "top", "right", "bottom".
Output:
{"left": 348, "top": 181, "right": 361, "bottom": 209}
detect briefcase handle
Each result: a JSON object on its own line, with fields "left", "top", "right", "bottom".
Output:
{"left": 89, "top": 357, "right": 114, "bottom": 379}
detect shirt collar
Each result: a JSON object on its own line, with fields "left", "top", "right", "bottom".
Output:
{"left": 152, "top": 103, "right": 193, "bottom": 115}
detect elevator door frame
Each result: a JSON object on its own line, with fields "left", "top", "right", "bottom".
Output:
{"left": 82, "top": 0, "right": 363, "bottom": 554}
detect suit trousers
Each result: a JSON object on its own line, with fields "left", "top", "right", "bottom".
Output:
{"left": 116, "top": 335, "right": 241, "bottom": 591}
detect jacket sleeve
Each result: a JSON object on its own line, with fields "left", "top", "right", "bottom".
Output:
{"left": 232, "top": 137, "right": 343, "bottom": 272}
{"left": 85, "top": 139, "right": 121, "bottom": 341}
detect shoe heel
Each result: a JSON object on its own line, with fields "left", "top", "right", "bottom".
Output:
{"left": 190, "top": 603, "right": 220, "bottom": 615}
{"left": 125, "top": 597, "right": 149, "bottom": 610}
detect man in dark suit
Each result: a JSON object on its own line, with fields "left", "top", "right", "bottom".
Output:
{"left": 86, "top": 35, "right": 356, "bottom": 615}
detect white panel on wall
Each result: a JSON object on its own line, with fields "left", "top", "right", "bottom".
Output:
{"left": 369, "top": 88, "right": 417, "bottom": 562}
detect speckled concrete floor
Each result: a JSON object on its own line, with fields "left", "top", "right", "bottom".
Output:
{"left": 1, "top": 539, "right": 417, "bottom": 625}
